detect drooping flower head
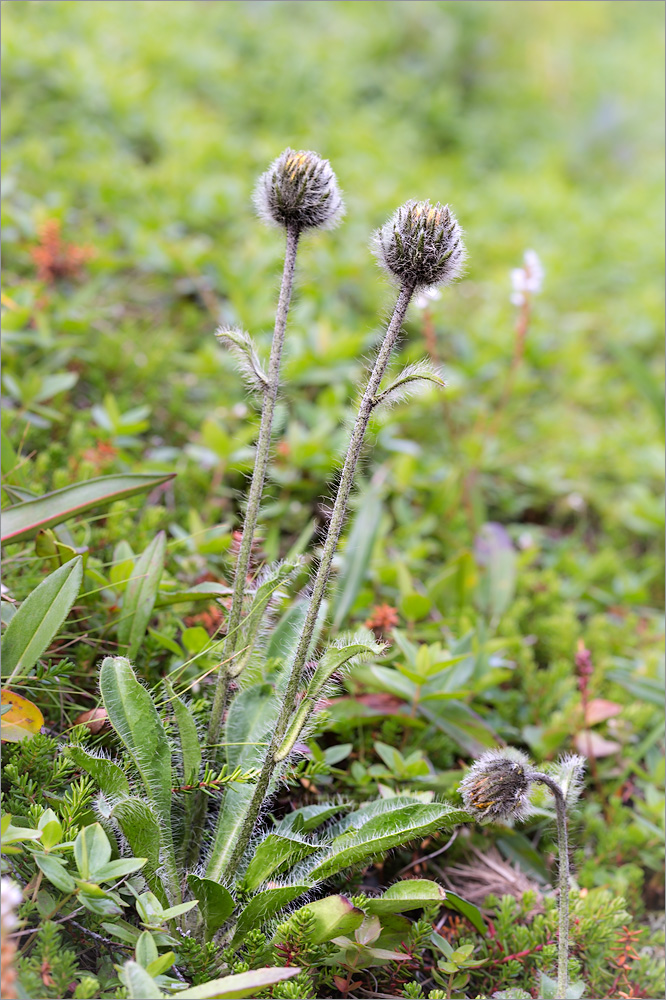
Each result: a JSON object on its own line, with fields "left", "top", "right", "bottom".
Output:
{"left": 254, "top": 148, "right": 345, "bottom": 232}
{"left": 372, "top": 200, "right": 466, "bottom": 290}
{"left": 459, "top": 747, "right": 534, "bottom": 823}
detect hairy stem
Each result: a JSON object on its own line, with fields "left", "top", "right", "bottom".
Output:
{"left": 223, "top": 283, "right": 414, "bottom": 874}
{"left": 206, "top": 223, "right": 300, "bottom": 753}
{"left": 533, "top": 772, "right": 570, "bottom": 998}
{"left": 189, "top": 225, "right": 299, "bottom": 870}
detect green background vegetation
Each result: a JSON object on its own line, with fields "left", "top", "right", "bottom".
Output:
{"left": 1, "top": 2, "right": 664, "bottom": 997}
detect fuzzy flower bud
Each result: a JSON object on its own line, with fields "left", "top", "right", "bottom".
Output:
{"left": 372, "top": 200, "right": 466, "bottom": 290}
{"left": 459, "top": 747, "right": 534, "bottom": 823}
{"left": 254, "top": 148, "right": 344, "bottom": 232}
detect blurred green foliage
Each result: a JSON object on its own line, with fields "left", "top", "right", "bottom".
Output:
{"left": 1, "top": 2, "right": 664, "bottom": 996}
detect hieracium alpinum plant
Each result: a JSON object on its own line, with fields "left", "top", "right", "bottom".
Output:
{"left": 69, "top": 149, "right": 480, "bottom": 990}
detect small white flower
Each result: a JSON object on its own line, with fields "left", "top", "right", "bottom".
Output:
{"left": 509, "top": 250, "right": 544, "bottom": 305}
{"left": 413, "top": 286, "right": 442, "bottom": 310}
{"left": 1, "top": 877, "right": 23, "bottom": 930}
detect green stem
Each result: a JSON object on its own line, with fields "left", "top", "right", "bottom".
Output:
{"left": 534, "top": 772, "right": 570, "bottom": 998}
{"left": 206, "top": 223, "right": 300, "bottom": 753}
{"left": 222, "top": 283, "right": 414, "bottom": 875}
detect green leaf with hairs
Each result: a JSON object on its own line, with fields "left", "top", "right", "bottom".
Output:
{"left": 304, "top": 800, "right": 469, "bottom": 882}
{"left": 110, "top": 798, "right": 169, "bottom": 907}
{"left": 65, "top": 745, "right": 131, "bottom": 798}
{"left": 240, "top": 833, "right": 320, "bottom": 891}
{"left": 187, "top": 875, "right": 235, "bottom": 941}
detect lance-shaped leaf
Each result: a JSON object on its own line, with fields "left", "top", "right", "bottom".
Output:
{"left": 100, "top": 657, "right": 179, "bottom": 899}
{"left": 216, "top": 326, "right": 268, "bottom": 394}
{"left": 240, "top": 833, "right": 320, "bottom": 891}
{"left": 65, "top": 746, "right": 131, "bottom": 798}
{"left": 229, "top": 557, "right": 302, "bottom": 677}
{"left": 117, "top": 532, "right": 166, "bottom": 659}
{"left": 373, "top": 360, "right": 445, "bottom": 408}
{"left": 1, "top": 557, "right": 83, "bottom": 682}
{"left": 275, "top": 634, "right": 384, "bottom": 761}
{"left": 231, "top": 884, "right": 311, "bottom": 947}
{"left": 303, "top": 800, "right": 469, "bottom": 882}
{"left": 1, "top": 472, "right": 176, "bottom": 544}
{"left": 110, "top": 798, "right": 169, "bottom": 907}
{"left": 276, "top": 801, "right": 350, "bottom": 834}
{"left": 100, "top": 658, "right": 172, "bottom": 819}
{"left": 164, "top": 680, "right": 201, "bottom": 784}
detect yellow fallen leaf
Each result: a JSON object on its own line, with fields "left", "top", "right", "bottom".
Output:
{"left": 0, "top": 690, "right": 44, "bottom": 742}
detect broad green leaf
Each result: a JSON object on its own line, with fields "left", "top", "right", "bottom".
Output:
{"left": 279, "top": 895, "right": 364, "bottom": 944}
{"left": 305, "top": 801, "right": 469, "bottom": 882}
{"left": 117, "top": 533, "right": 166, "bottom": 659}
{"left": 364, "top": 879, "right": 446, "bottom": 915}
{"left": 225, "top": 682, "right": 278, "bottom": 771}
{"left": 73, "top": 824, "right": 111, "bottom": 880}
{"left": 265, "top": 600, "right": 308, "bottom": 662}
{"left": 607, "top": 669, "right": 665, "bottom": 706}
{"left": 176, "top": 967, "right": 303, "bottom": 999}
{"left": 1, "top": 816, "right": 42, "bottom": 846}
{"left": 1, "top": 473, "right": 176, "bottom": 544}
{"left": 232, "top": 885, "right": 310, "bottom": 947}
{"left": 187, "top": 875, "right": 235, "bottom": 940}
{"left": 241, "top": 833, "right": 320, "bottom": 891}
{"left": 331, "top": 484, "right": 383, "bottom": 631}
{"left": 34, "top": 853, "right": 76, "bottom": 892}
{"left": 120, "top": 961, "right": 166, "bottom": 1000}
{"left": 1, "top": 557, "right": 83, "bottom": 682}
{"left": 110, "top": 798, "right": 168, "bottom": 906}
{"left": 135, "top": 930, "right": 158, "bottom": 968}
{"left": 64, "top": 746, "right": 131, "bottom": 798}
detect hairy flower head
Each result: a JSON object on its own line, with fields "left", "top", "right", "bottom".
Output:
{"left": 459, "top": 747, "right": 534, "bottom": 823}
{"left": 254, "top": 148, "right": 344, "bottom": 231}
{"left": 372, "top": 200, "right": 466, "bottom": 290}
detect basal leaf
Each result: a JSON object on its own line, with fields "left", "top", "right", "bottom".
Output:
{"left": 186, "top": 875, "right": 235, "bottom": 940}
